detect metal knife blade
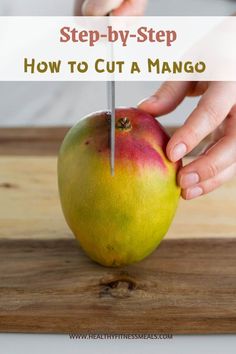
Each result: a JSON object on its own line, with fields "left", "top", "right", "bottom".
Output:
{"left": 107, "top": 14, "right": 115, "bottom": 176}
{"left": 107, "top": 80, "right": 115, "bottom": 176}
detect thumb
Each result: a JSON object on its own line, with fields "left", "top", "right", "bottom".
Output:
{"left": 138, "top": 81, "right": 193, "bottom": 116}
{"left": 112, "top": 0, "right": 147, "bottom": 16}
{"left": 81, "top": 0, "right": 123, "bottom": 16}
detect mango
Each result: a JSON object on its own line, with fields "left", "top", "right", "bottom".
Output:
{"left": 58, "top": 108, "right": 181, "bottom": 267}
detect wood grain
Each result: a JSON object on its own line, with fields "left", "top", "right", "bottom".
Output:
{"left": 0, "top": 127, "right": 69, "bottom": 156}
{"left": 0, "top": 128, "right": 236, "bottom": 334}
{"left": 0, "top": 156, "right": 236, "bottom": 241}
{"left": 0, "top": 126, "right": 210, "bottom": 156}
{"left": 0, "top": 238, "right": 236, "bottom": 334}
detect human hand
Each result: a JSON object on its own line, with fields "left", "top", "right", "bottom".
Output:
{"left": 138, "top": 81, "right": 236, "bottom": 200}
{"left": 75, "top": 0, "right": 147, "bottom": 16}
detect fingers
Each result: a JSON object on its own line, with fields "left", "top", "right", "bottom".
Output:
{"left": 138, "top": 81, "right": 194, "bottom": 116}
{"left": 81, "top": 0, "right": 123, "bottom": 15}
{"left": 80, "top": 0, "right": 147, "bottom": 16}
{"left": 179, "top": 134, "right": 236, "bottom": 189}
{"left": 187, "top": 82, "right": 209, "bottom": 97}
{"left": 112, "top": 0, "right": 147, "bottom": 16}
{"left": 181, "top": 163, "right": 236, "bottom": 200}
{"left": 225, "top": 105, "right": 236, "bottom": 136}
{"left": 137, "top": 81, "right": 208, "bottom": 116}
{"left": 167, "top": 82, "right": 236, "bottom": 162}
{"left": 74, "top": 0, "right": 84, "bottom": 15}
{"left": 179, "top": 111, "right": 236, "bottom": 199}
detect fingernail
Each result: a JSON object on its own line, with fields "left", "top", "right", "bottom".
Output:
{"left": 171, "top": 143, "right": 187, "bottom": 161}
{"left": 138, "top": 96, "right": 157, "bottom": 107}
{"left": 180, "top": 172, "right": 199, "bottom": 188}
{"left": 186, "top": 186, "right": 203, "bottom": 200}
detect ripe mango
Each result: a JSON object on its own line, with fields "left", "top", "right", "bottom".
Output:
{"left": 58, "top": 108, "right": 181, "bottom": 267}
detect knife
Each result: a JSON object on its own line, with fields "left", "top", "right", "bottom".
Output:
{"left": 107, "top": 80, "right": 115, "bottom": 176}
{"left": 107, "top": 15, "right": 115, "bottom": 176}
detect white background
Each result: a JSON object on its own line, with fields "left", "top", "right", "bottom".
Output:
{"left": 0, "top": 0, "right": 235, "bottom": 127}
{"left": 1, "top": 334, "right": 236, "bottom": 353}
{"left": 1, "top": 17, "right": 234, "bottom": 82}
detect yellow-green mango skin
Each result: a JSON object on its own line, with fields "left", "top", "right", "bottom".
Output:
{"left": 58, "top": 108, "right": 181, "bottom": 267}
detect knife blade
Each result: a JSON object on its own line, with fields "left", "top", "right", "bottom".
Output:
{"left": 107, "top": 80, "right": 115, "bottom": 176}
{"left": 107, "top": 14, "right": 115, "bottom": 176}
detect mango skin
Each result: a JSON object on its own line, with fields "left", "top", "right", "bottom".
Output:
{"left": 58, "top": 108, "right": 181, "bottom": 267}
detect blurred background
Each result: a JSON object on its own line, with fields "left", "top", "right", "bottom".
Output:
{"left": 0, "top": 0, "right": 235, "bottom": 127}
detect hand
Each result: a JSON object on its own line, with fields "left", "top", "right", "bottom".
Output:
{"left": 75, "top": 0, "right": 147, "bottom": 16}
{"left": 138, "top": 81, "right": 236, "bottom": 200}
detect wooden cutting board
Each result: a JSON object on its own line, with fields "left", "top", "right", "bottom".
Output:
{"left": 1, "top": 237, "right": 236, "bottom": 334}
{"left": 0, "top": 127, "right": 236, "bottom": 334}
